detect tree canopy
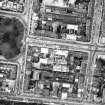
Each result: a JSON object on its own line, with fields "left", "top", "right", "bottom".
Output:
{"left": 0, "top": 17, "right": 24, "bottom": 59}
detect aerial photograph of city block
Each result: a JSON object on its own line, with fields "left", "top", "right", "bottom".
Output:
{"left": 0, "top": 0, "right": 105, "bottom": 105}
